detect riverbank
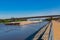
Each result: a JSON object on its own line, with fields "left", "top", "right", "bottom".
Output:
{"left": 5, "top": 21, "right": 40, "bottom": 26}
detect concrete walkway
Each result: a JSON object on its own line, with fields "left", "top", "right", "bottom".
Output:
{"left": 52, "top": 20, "right": 60, "bottom": 40}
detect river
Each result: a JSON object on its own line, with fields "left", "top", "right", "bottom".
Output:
{"left": 0, "top": 21, "right": 48, "bottom": 40}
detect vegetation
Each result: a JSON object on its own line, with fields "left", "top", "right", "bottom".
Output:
{"left": 0, "top": 17, "right": 59, "bottom": 23}
{"left": 0, "top": 19, "right": 27, "bottom": 23}
{"left": 0, "top": 19, "right": 11, "bottom": 23}
{"left": 44, "top": 18, "right": 59, "bottom": 21}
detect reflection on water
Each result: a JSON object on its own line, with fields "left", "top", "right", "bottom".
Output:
{"left": 0, "top": 21, "right": 48, "bottom": 40}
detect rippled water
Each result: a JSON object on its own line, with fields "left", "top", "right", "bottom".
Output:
{"left": 0, "top": 21, "right": 48, "bottom": 40}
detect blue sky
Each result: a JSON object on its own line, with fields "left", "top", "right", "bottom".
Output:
{"left": 0, "top": 0, "right": 60, "bottom": 19}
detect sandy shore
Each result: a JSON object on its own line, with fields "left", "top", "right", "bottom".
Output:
{"left": 20, "top": 21, "right": 40, "bottom": 25}
{"left": 52, "top": 20, "right": 60, "bottom": 40}
{"left": 10, "top": 21, "right": 40, "bottom": 26}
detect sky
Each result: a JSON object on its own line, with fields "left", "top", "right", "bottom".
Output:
{"left": 0, "top": 0, "right": 60, "bottom": 19}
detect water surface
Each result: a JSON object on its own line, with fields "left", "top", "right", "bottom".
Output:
{"left": 0, "top": 22, "right": 48, "bottom": 40}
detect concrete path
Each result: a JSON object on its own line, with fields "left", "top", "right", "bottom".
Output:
{"left": 52, "top": 20, "right": 60, "bottom": 40}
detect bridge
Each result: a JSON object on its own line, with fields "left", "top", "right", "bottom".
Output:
{"left": 0, "top": 15, "right": 60, "bottom": 40}
{"left": 10, "top": 15, "right": 60, "bottom": 40}
{"left": 19, "top": 15, "right": 60, "bottom": 19}
{"left": 25, "top": 15, "right": 60, "bottom": 40}
{"left": 22, "top": 15, "right": 60, "bottom": 40}
{"left": 9, "top": 15, "right": 60, "bottom": 21}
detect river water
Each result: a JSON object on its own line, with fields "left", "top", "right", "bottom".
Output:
{"left": 0, "top": 21, "right": 48, "bottom": 40}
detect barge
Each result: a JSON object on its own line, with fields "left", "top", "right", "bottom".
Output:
{"left": 5, "top": 22, "right": 20, "bottom": 25}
